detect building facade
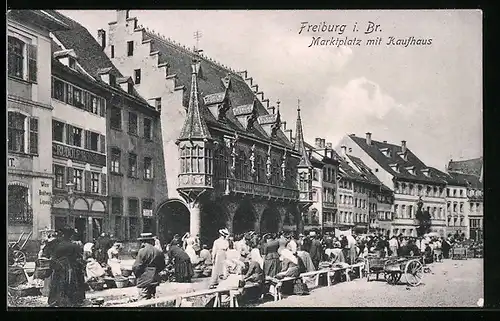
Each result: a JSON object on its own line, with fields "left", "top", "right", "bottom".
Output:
{"left": 48, "top": 11, "right": 167, "bottom": 242}
{"left": 103, "top": 10, "right": 307, "bottom": 243}
{"left": 50, "top": 52, "right": 108, "bottom": 242}
{"left": 305, "top": 139, "right": 338, "bottom": 233}
{"left": 337, "top": 133, "right": 447, "bottom": 237}
{"left": 7, "top": 10, "right": 69, "bottom": 248}
{"left": 446, "top": 158, "right": 483, "bottom": 240}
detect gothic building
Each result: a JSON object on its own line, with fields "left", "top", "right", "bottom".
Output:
{"left": 102, "top": 10, "right": 309, "bottom": 243}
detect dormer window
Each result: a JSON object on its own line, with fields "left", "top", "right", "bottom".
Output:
{"left": 69, "top": 57, "right": 76, "bottom": 69}
{"left": 380, "top": 148, "right": 391, "bottom": 158}
{"left": 421, "top": 168, "right": 430, "bottom": 177}
{"left": 398, "top": 151, "right": 408, "bottom": 161}
{"left": 389, "top": 163, "right": 399, "bottom": 173}
{"left": 405, "top": 166, "right": 416, "bottom": 175}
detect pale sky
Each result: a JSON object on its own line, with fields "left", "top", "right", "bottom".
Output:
{"left": 59, "top": 9, "right": 482, "bottom": 171}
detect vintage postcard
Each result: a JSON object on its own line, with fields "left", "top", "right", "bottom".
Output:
{"left": 7, "top": 9, "right": 482, "bottom": 308}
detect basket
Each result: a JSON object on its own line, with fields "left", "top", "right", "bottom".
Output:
{"left": 121, "top": 268, "right": 133, "bottom": 277}
{"left": 103, "top": 277, "right": 116, "bottom": 289}
{"left": 128, "top": 276, "right": 137, "bottom": 286}
{"left": 114, "top": 276, "right": 129, "bottom": 288}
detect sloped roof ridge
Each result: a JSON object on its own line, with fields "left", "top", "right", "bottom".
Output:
{"left": 142, "top": 28, "right": 242, "bottom": 78}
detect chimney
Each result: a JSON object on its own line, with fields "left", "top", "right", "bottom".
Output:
{"left": 282, "top": 121, "right": 287, "bottom": 130}
{"left": 97, "top": 29, "right": 106, "bottom": 50}
{"left": 315, "top": 138, "right": 322, "bottom": 148}
{"left": 321, "top": 139, "right": 326, "bottom": 148}
{"left": 326, "top": 142, "right": 333, "bottom": 149}
{"left": 383, "top": 140, "right": 387, "bottom": 143}
{"left": 117, "top": 10, "right": 130, "bottom": 23}
{"left": 366, "top": 132, "right": 372, "bottom": 145}
{"left": 341, "top": 145, "right": 347, "bottom": 157}
{"left": 401, "top": 140, "right": 407, "bottom": 153}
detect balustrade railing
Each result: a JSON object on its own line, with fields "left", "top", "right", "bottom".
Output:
{"left": 216, "top": 177, "right": 299, "bottom": 200}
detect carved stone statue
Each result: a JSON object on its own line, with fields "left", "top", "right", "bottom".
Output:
{"left": 266, "top": 143, "right": 272, "bottom": 181}
{"left": 250, "top": 144, "right": 256, "bottom": 177}
{"left": 281, "top": 149, "right": 287, "bottom": 182}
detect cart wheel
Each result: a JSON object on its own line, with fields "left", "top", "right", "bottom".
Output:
{"left": 404, "top": 259, "right": 423, "bottom": 287}
{"left": 12, "top": 250, "right": 26, "bottom": 267}
{"left": 385, "top": 272, "right": 398, "bottom": 285}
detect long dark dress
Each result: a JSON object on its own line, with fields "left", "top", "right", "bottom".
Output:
{"left": 263, "top": 239, "right": 280, "bottom": 278}
{"left": 167, "top": 245, "right": 193, "bottom": 283}
{"left": 308, "top": 239, "right": 322, "bottom": 270}
{"left": 47, "top": 239, "right": 86, "bottom": 307}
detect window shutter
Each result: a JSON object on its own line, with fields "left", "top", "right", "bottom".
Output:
{"left": 99, "top": 98, "right": 106, "bottom": 117}
{"left": 66, "top": 167, "right": 74, "bottom": 184}
{"left": 84, "top": 170, "right": 91, "bottom": 193}
{"left": 28, "top": 44, "right": 37, "bottom": 83}
{"left": 29, "top": 117, "right": 39, "bottom": 154}
{"left": 101, "top": 173, "right": 107, "bottom": 195}
{"left": 67, "top": 84, "right": 73, "bottom": 105}
{"left": 66, "top": 124, "right": 73, "bottom": 145}
{"left": 51, "top": 77, "right": 55, "bottom": 98}
{"left": 99, "top": 135, "right": 106, "bottom": 153}
{"left": 84, "top": 130, "right": 91, "bottom": 149}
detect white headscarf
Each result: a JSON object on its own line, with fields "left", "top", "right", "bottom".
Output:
{"left": 280, "top": 248, "right": 298, "bottom": 265}
{"left": 287, "top": 239, "right": 297, "bottom": 254}
{"left": 347, "top": 235, "right": 357, "bottom": 247}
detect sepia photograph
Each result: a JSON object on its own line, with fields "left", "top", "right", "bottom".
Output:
{"left": 7, "top": 9, "right": 483, "bottom": 308}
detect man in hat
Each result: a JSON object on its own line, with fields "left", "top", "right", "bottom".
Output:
{"left": 132, "top": 233, "right": 166, "bottom": 300}
{"left": 308, "top": 231, "right": 322, "bottom": 270}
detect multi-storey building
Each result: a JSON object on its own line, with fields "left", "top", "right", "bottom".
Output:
{"left": 48, "top": 11, "right": 168, "bottom": 242}
{"left": 305, "top": 139, "right": 338, "bottom": 233}
{"left": 446, "top": 158, "right": 483, "bottom": 240}
{"left": 337, "top": 133, "right": 448, "bottom": 237}
{"left": 102, "top": 10, "right": 307, "bottom": 243}
{"left": 342, "top": 152, "right": 394, "bottom": 236}
{"left": 7, "top": 10, "right": 69, "bottom": 251}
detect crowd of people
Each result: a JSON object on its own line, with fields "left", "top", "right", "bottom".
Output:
{"left": 17, "top": 225, "right": 481, "bottom": 306}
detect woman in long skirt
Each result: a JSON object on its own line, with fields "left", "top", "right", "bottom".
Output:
{"left": 167, "top": 239, "right": 193, "bottom": 283}
{"left": 263, "top": 234, "right": 280, "bottom": 278}
{"left": 209, "top": 229, "right": 230, "bottom": 288}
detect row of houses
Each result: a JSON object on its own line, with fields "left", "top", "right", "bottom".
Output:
{"left": 7, "top": 10, "right": 483, "bottom": 256}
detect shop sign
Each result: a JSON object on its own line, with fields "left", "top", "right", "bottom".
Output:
{"left": 52, "top": 142, "right": 106, "bottom": 166}
{"left": 142, "top": 209, "right": 153, "bottom": 217}
{"left": 39, "top": 181, "right": 52, "bottom": 205}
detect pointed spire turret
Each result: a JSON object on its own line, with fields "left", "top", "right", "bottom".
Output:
{"left": 294, "top": 99, "right": 312, "bottom": 167}
{"left": 178, "top": 59, "right": 211, "bottom": 141}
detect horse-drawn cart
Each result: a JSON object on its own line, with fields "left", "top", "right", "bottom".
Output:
{"left": 365, "top": 255, "right": 424, "bottom": 287}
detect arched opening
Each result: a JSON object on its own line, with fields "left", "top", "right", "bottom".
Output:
{"left": 157, "top": 200, "right": 190, "bottom": 245}
{"left": 232, "top": 199, "right": 256, "bottom": 236}
{"left": 260, "top": 205, "right": 279, "bottom": 234}
{"left": 200, "top": 201, "right": 228, "bottom": 247}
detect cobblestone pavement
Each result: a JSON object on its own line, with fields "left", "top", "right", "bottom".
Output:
{"left": 257, "top": 258, "right": 483, "bottom": 308}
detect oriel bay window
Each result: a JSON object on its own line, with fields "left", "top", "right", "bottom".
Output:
{"left": 180, "top": 145, "right": 205, "bottom": 174}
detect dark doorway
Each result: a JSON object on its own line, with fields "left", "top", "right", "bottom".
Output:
{"left": 260, "top": 206, "right": 279, "bottom": 234}
{"left": 75, "top": 217, "right": 87, "bottom": 243}
{"left": 92, "top": 218, "right": 103, "bottom": 242}
{"left": 201, "top": 201, "right": 227, "bottom": 247}
{"left": 157, "top": 200, "right": 190, "bottom": 245}
{"left": 233, "top": 199, "right": 256, "bottom": 236}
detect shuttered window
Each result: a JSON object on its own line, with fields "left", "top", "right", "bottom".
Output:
{"left": 29, "top": 117, "right": 38, "bottom": 154}
{"left": 27, "top": 44, "right": 37, "bottom": 83}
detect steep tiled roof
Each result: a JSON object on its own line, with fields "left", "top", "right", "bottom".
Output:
{"left": 143, "top": 31, "right": 293, "bottom": 149}
{"left": 46, "top": 10, "right": 149, "bottom": 105}
{"left": 448, "top": 157, "right": 483, "bottom": 177}
{"left": 446, "top": 172, "right": 483, "bottom": 189}
{"left": 348, "top": 135, "right": 447, "bottom": 184}
{"left": 347, "top": 155, "right": 392, "bottom": 192}
{"left": 294, "top": 107, "right": 312, "bottom": 168}
{"left": 178, "top": 62, "right": 211, "bottom": 141}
